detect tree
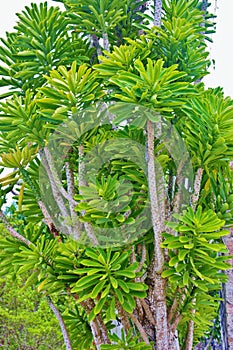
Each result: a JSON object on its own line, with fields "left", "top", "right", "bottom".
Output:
{"left": 0, "top": 0, "right": 232, "bottom": 349}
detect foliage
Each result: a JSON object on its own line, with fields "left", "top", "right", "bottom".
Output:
{"left": 0, "top": 1, "right": 231, "bottom": 350}
{"left": 0, "top": 274, "right": 63, "bottom": 350}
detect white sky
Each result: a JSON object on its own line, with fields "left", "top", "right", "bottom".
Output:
{"left": 0, "top": 0, "right": 232, "bottom": 97}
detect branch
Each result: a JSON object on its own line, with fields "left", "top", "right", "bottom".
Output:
{"left": 103, "top": 32, "right": 110, "bottom": 52}
{"left": 42, "top": 155, "right": 70, "bottom": 220}
{"left": 38, "top": 200, "right": 61, "bottom": 239}
{"left": 44, "top": 147, "right": 78, "bottom": 207}
{"left": 185, "top": 318, "right": 195, "bottom": 350}
{"left": 78, "top": 145, "right": 99, "bottom": 246}
{"left": 65, "top": 161, "right": 81, "bottom": 240}
{"left": 147, "top": 119, "right": 164, "bottom": 273}
{"left": 47, "top": 297, "right": 72, "bottom": 350}
{"left": 0, "top": 210, "right": 32, "bottom": 247}
{"left": 131, "top": 244, "right": 146, "bottom": 273}
{"left": 136, "top": 243, "right": 147, "bottom": 273}
{"left": 170, "top": 313, "right": 182, "bottom": 333}
{"left": 130, "top": 313, "right": 150, "bottom": 344}
{"left": 81, "top": 298, "right": 110, "bottom": 348}
{"left": 141, "top": 299, "right": 156, "bottom": 326}
{"left": 116, "top": 300, "right": 131, "bottom": 333}
{"left": 154, "top": 0, "right": 162, "bottom": 26}
{"left": 191, "top": 168, "right": 203, "bottom": 210}
{"left": 91, "top": 34, "right": 102, "bottom": 56}
{"left": 172, "top": 157, "right": 188, "bottom": 215}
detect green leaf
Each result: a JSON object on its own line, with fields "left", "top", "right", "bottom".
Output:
{"left": 91, "top": 280, "right": 106, "bottom": 298}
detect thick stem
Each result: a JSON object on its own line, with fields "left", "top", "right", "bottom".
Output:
{"left": 0, "top": 210, "right": 32, "bottom": 247}
{"left": 47, "top": 297, "right": 72, "bottom": 350}
{"left": 147, "top": 119, "right": 164, "bottom": 273}
{"left": 147, "top": 118, "right": 168, "bottom": 349}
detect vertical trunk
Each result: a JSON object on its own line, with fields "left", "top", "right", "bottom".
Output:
{"left": 147, "top": 119, "right": 169, "bottom": 349}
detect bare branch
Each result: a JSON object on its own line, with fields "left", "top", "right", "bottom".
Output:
{"left": 186, "top": 318, "right": 195, "bottom": 350}
{"left": 130, "top": 313, "right": 150, "bottom": 344}
{"left": 78, "top": 145, "right": 99, "bottom": 246}
{"left": 103, "top": 32, "right": 110, "bottom": 52}
{"left": 38, "top": 200, "right": 61, "bottom": 239}
{"left": 80, "top": 298, "right": 110, "bottom": 348}
{"left": 154, "top": 0, "right": 162, "bottom": 26}
{"left": 136, "top": 243, "right": 147, "bottom": 273}
{"left": 191, "top": 168, "right": 203, "bottom": 210}
{"left": 42, "top": 154, "right": 70, "bottom": 220}
{"left": 0, "top": 210, "right": 32, "bottom": 247}
{"left": 116, "top": 300, "right": 131, "bottom": 333}
{"left": 141, "top": 299, "right": 156, "bottom": 326}
{"left": 44, "top": 147, "right": 78, "bottom": 207}
{"left": 147, "top": 119, "right": 164, "bottom": 272}
{"left": 47, "top": 297, "right": 73, "bottom": 350}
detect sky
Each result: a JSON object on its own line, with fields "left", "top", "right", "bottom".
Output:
{"left": 0, "top": 0, "right": 232, "bottom": 97}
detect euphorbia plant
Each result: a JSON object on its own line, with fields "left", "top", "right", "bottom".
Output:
{"left": 0, "top": 1, "right": 232, "bottom": 349}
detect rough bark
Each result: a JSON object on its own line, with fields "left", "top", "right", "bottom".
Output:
{"left": 47, "top": 297, "right": 73, "bottom": 350}
{"left": 0, "top": 210, "right": 32, "bottom": 247}
{"left": 146, "top": 118, "right": 169, "bottom": 349}
{"left": 78, "top": 145, "right": 99, "bottom": 246}
{"left": 81, "top": 299, "right": 110, "bottom": 348}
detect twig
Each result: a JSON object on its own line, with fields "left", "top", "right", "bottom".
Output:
{"left": 168, "top": 297, "right": 178, "bottom": 324}
{"left": 172, "top": 157, "right": 188, "bottom": 214}
{"left": 0, "top": 210, "right": 32, "bottom": 247}
{"left": 47, "top": 296, "right": 72, "bottom": 350}
{"left": 171, "top": 313, "right": 182, "bottom": 333}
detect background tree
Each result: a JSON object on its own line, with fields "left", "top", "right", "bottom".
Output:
{"left": 0, "top": 1, "right": 232, "bottom": 349}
